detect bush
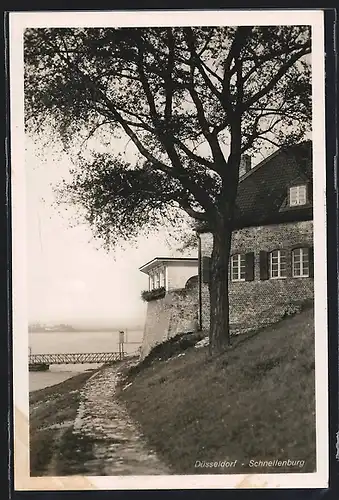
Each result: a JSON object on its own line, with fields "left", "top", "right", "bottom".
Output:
{"left": 141, "top": 287, "right": 166, "bottom": 302}
{"left": 126, "top": 330, "right": 206, "bottom": 377}
{"left": 282, "top": 303, "right": 302, "bottom": 317}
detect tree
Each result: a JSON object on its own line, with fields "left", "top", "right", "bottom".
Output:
{"left": 24, "top": 26, "right": 311, "bottom": 353}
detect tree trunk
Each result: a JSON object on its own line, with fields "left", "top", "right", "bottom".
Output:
{"left": 209, "top": 222, "right": 232, "bottom": 354}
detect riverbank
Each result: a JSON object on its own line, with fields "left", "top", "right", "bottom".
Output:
{"left": 29, "top": 369, "right": 98, "bottom": 475}
{"left": 29, "top": 368, "right": 90, "bottom": 392}
{"left": 29, "top": 359, "right": 169, "bottom": 476}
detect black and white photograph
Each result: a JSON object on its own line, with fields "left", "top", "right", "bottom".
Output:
{"left": 9, "top": 9, "right": 328, "bottom": 490}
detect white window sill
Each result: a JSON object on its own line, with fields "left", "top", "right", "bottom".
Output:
{"left": 269, "top": 276, "right": 287, "bottom": 280}
{"left": 231, "top": 279, "right": 246, "bottom": 282}
{"left": 292, "top": 274, "right": 310, "bottom": 278}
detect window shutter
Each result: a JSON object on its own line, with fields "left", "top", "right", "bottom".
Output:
{"left": 245, "top": 252, "right": 254, "bottom": 281}
{"left": 307, "top": 182, "right": 313, "bottom": 205}
{"left": 259, "top": 251, "right": 269, "bottom": 280}
{"left": 288, "top": 249, "right": 294, "bottom": 277}
{"left": 202, "top": 256, "right": 211, "bottom": 284}
{"left": 308, "top": 246, "right": 314, "bottom": 278}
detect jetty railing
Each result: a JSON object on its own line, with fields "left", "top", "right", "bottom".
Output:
{"left": 29, "top": 351, "right": 126, "bottom": 365}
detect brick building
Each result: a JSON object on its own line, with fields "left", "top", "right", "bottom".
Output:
{"left": 139, "top": 141, "right": 313, "bottom": 356}
{"left": 199, "top": 140, "right": 314, "bottom": 329}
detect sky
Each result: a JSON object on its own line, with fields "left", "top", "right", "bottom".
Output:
{"left": 26, "top": 139, "right": 196, "bottom": 328}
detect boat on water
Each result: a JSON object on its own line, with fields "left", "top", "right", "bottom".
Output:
{"left": 29, "top": 363, "right": 50, "bottom": 372}
{"left": 28, "top": 346, "right": 49, "bottom": 371}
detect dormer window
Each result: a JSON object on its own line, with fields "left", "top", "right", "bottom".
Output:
{"left": 289, "top": 185, "right": 307, "bottom": 206}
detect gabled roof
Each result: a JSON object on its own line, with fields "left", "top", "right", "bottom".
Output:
{"left": 199, "top": 140, "right": 312, "bottom": 232}
{"left": 234, "top": 140, "right": 312, "bottom": 228}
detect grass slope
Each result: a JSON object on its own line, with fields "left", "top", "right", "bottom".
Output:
{"left": 29, "top": 370, "right": 97, "bottom": 476}
{"left": 119, "top": 307, "right": 316, "bottom": 475}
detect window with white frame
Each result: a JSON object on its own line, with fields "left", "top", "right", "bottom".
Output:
{"left": 159, "top": 270, "right": 165, "bottom": 288}
{"left": 154, "top": 272, "right": 160, "bottom": 289}
{"left": 149, "top": 274, "right": 154, "bottom": 290}
{"left": 292, "top": 248, "right": 309, "bottom": 277}
{"left": 231, "top": 254, "right": 246, "bottom": 281}
{"left": 269, "top": 250, "right": 287, "bottom": 279}
{"left": 289, "top": 185, "right": 307, "bottom": 206}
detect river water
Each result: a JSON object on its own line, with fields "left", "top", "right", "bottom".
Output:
{"left": 29, "top": 330, "right": 143, "bottom": 392}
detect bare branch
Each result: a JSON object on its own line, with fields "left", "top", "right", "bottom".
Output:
{"left": 173, "top": 139, "right": 213, "bottom": 169}
{"left": 79, "top": 120, "right": 111, "bottom": 150}
{"left": 183, "top": 28, "right": 222, "bottom": 101}
{"left": 199, "top": 59, "right": 224, "bottom": 84}
{"left": 242, "top": 113, "right": 287, "bottom": 153}
{"left": 242, "top": 42, "right": 308, "bottom": 83}
{"left": 242, "top": 41, "right": 311, "bottom": 110}
{"left": 184, "top": 30, "right": 228, "bottom": 170}
{"left": 179, "top": 198, "right": 208, "bottom": 221}
{"left": 221, "top": 26, "right": 253, "bottom": 116}
{"left": 136, "top": 40, "right": 159, "bottom": 127}
{"left": 164, "top": 28, "right": 175, "bottom": 124}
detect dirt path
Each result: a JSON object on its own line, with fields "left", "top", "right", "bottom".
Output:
{"left": 70, "top": 363, "right": 170, "bottom": 475}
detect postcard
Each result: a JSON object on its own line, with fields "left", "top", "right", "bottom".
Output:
{"left": 9, "top": 9, "right": 328, "bottom": 490}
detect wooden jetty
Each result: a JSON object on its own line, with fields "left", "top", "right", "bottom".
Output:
{"left": 29, "top": 362, "right": 50, "bottom": 372}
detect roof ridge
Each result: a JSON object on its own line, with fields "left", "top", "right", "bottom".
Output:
{"left": 239, "top": 141, "right": 311, "bottom": 183}
{"left": 239, "top": 148, "right": 281, "bottom": 183}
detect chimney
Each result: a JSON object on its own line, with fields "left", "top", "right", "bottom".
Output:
{"left": 239, "top": 154, "right": 251, "bottom": 178}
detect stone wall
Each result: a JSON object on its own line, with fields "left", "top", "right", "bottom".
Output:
{"left": 140, "top": 278, "right": 199, "bottom": 359}
{"left": 200, "top": 220, "right": 314, "bottom": 329}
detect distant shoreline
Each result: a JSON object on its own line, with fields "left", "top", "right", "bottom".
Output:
{"left": 29, "top": 328, "right": 143, "bottom": 333}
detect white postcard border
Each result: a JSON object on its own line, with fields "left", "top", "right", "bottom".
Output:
{"left": 9, "top": 9, "right": 328, "bottom": 490}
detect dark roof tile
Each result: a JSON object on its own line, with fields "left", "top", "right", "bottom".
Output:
{"left": 233, "top": 141, "right": 312, "bottom": 228}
